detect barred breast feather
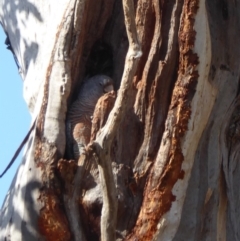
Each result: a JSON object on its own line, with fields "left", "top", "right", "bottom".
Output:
{"left": 66, "top": 75, "right": 113, "bottom": 160}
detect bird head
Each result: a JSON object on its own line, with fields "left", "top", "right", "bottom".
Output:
{"left": 78, "top": 75, "right": 114, "bottom": 104}
{"left": 98, "top": 75, "right": 114, "bottom": 93}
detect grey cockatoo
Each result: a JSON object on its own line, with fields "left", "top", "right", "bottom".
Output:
{"left": 66, "top": 75, "right": 114, "bottom": 160}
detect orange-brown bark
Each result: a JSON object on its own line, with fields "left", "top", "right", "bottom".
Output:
{"left": 126, "top": 0, "right": 199, "bottom": 240}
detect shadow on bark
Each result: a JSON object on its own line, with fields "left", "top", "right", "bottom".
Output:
{"left": 0, "top": 0, "right": 42, "bottom": 76}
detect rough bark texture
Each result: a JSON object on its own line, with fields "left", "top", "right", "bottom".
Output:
{"left": 1, "top": 0, "right": 240, "bottom": 241}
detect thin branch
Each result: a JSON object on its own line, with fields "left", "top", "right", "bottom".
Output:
{"left": 89, "top": 0, "right": 142, "bottom": 240}
{"left": 0, "top": 118, "right": 37, "bottom": 178}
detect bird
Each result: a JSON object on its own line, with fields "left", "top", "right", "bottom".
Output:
{"left": 66, "top": 75, "right": 114, "bottom": 160}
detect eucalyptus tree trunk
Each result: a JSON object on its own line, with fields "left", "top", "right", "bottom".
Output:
{"left": 1, "top": 0, "right": 240, "bottom": 241}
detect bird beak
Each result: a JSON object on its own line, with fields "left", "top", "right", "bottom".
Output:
{"left": 104, "top": 84, "right": 114, "bottom": 93}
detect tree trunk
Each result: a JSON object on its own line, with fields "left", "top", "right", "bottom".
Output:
{"left": 1, "top": 0, "right": 240, "bottom": 240}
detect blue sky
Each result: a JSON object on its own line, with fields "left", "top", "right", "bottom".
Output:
{"left": 0, "top": 28, "right": 30, "bottom": 207}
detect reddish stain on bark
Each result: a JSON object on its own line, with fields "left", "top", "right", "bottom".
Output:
{"left": 38, "top": 191, "right": 71, "bottom": 241}
{"left": 126, "top": 0, "right": 199, "bottom": 240}
{"left": 35, "top": 144, "right": 72, "bottom": 241}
